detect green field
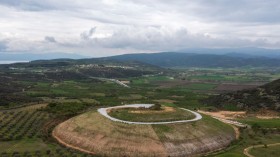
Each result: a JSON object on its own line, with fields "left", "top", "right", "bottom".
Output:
{"left": 208, "top": 129, "right": 280, "bottom": 157}
{"left": 250, "top": 144, "right": 280, "bottom": 157}
{"left": 238, "top": 118, "right": 280, "bottom": 128}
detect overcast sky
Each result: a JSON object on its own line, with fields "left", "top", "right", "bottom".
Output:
{"left": 0, "top": 0, "right": 280, "bottom": 57}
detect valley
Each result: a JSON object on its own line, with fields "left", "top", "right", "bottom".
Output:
{"left": 0, "top": 58, "right": 279, "bottom": 157}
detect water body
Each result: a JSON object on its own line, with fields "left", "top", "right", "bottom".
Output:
{"left": 0, "top": 61, "right": 29, "bottom": 64}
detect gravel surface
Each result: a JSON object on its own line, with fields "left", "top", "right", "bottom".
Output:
{"left": 97, "top": 104, "right": 202, "bottom": 124}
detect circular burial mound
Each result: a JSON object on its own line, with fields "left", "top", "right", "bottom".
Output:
{"left": 53, "top": 105, "right": 236, "bottom": 157}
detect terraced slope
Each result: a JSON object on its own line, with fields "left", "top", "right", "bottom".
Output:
{"left": 53, "top": 110, "right": 235, "bottom": 157}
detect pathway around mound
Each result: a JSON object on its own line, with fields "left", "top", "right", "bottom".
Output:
{"left": 97, "top": 104, "right": 202, "bottom": 124}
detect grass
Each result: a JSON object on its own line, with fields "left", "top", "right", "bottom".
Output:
{"left": 108, "top": 107, "right": 196, "bottom": 122}
{"left": 130, "top": 76, "right": 172, "bottom": 85}
{"left": 0, "top": 138, "right": 52, "bottom": 153}
{"left": 250, "top": 144, "right": 280, "bottom": 157}
{"left": 208, "top": 129, "right": 280, "bottom": 157}
{"left": 237, "top": 117, "right": 280, "bottom": 128}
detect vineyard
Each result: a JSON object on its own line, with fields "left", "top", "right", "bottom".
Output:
{"left": 0, "top": 105, "right": 96, "bottom": 157}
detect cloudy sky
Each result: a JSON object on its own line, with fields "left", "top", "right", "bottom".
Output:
{"left": 0, "top": 0, "right": 280, "bottom": 57}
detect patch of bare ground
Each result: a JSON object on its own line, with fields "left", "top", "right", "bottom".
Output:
{"left": 154, "top": 99, "right": 177, "bottom": 103}
{"left": 254, "top": 109, "right": 280, "bottom": 119}
{"left": 129, "top": 106, "right": 175, "bottom": 114}
{"left": 54, "top": 111, "right": 235, "bottom": 157}
{"left": 198, "top": 110, "right": 246, "bottom": 119}
{"left": 170, "top": 95, "right": 184, "bottom": 99}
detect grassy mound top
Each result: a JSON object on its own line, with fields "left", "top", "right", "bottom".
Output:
{"left": 108, "top": 106, "right": 196, "bottom": 122}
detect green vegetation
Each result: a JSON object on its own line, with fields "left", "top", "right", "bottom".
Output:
{"left": 0, "top": 106, "right": 95, "bottom": 157}
{"left": 210, "top": 129, "right": 280, "bottom": 157}
{"left": 205, "top": 79, "right": 280, "bottom": 111}
{"left": 238, "top": 118, "right": 280, "bottom": 128}
{"left": 45, "top": 102, "right": 96, "bottom": 116}
{"left": 250, "top": 145, "right": 280, "bottom": 157}
{"left": 0, "top": 58, "right": 280, "bottom": 156}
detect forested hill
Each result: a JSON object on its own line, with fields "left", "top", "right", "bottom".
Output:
{"left": 204, "top": 79, "right": 280, "bottom": 111}
{"left": 105, "top": 52, "right": 280, "bottom": 68}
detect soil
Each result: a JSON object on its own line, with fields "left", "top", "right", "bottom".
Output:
{"left": 130, "top": 106, "right": 175, "bottom": 114}
{"left": 198, "top": 110, "right": 246, "bottom": 119}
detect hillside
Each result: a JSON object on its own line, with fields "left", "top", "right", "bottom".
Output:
{"left": 204, "top": 79, "right": 280, "bottom": 111}
{"left": 106, "top": 52, "right": 280, "bottom": 68}
{"left": 0, "top": 59, "right": 163, "bottom": 107}
{"left": 53, "top": 110, "right": 235, "bottom": 157}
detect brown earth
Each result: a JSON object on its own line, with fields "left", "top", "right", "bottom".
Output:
{"left": 129, "top": 106, "right": 175, "bottom": 114}
{"left": 198, "top": 110, "right": 246, "bottom": 120}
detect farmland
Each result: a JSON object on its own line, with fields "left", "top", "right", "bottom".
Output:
{"left": 0, "top": 60, "right": 279, "bottom": 157}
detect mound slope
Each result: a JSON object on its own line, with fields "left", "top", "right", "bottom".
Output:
{"left": 53, "top": 110, "right": 235, "bottom": 157}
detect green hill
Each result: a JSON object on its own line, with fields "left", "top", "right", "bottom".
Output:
{"left": 204, "top": 79, "right": 280, "bottom": 111}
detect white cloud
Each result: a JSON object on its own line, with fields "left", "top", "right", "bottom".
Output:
{"left": 0, "top": 0, "right": 279, "bottom": 56}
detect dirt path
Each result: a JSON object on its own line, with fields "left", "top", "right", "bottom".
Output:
{"left": 52, "top": 131, "right": 96, "bottom": 155}
{"left": 243, "top": 143, "right": 280, "bottom": 157}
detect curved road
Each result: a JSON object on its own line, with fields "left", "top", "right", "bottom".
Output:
{"left": 97, "top": 104, "right": 202, "bottom": 124}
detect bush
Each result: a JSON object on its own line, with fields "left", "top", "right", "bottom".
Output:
{"left": 149, "top": 103, "right": 162, "bottom": 110}
{"left": 45, "top": 102, "right": 92, "bottom": 116}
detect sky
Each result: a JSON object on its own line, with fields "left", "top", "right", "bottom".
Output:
{"left": 0, "top": 0, "right": 280, "bottom": 57}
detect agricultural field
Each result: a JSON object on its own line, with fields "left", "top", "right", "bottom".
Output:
{"left": 0, "top": 62, "right": 279, "bottom": 157}
{"left": 0, "top": 105, "right": 95, "bottom": 157}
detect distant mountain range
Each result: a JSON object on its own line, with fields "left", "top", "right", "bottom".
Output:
{"left": 1, "top": 47, "right": 280, "bottom": 67}
{"left": 176, "top": 47, "right": 280, "bottom": 58}
{"left": 106, "top": 52, "right": 280, "bottom": 68}
{"left": 0, "top": 52, "right": 87, "bottom": 61}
